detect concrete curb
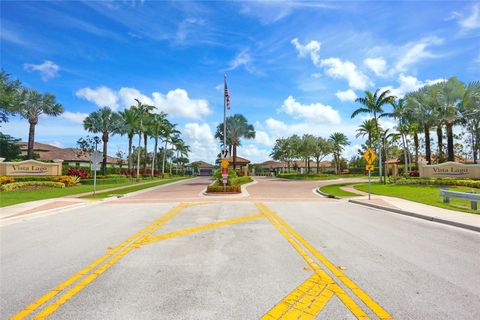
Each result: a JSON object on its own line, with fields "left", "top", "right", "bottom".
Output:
{"left": 349, "top": 199, "right": 480, "bottom": 233}
{"left": 199, "top": 179, "right": 258, "bottom": 198}
{"left": 314, "top": 188, "right": 339, "bottom": 199}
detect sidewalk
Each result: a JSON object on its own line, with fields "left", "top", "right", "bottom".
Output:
{"left": 347, "top": 194, "right": 480, "bottom": 232}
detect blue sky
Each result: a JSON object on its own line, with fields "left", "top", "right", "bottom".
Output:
{"left": 1, "top": 0, "right": 479, "bottom": 163}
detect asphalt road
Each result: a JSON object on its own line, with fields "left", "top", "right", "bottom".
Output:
{"left": 1, "top": 177, "right": 479, "bottom": 319}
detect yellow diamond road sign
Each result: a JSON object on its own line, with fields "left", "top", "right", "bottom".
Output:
{"left": 363, "top": 148, "right": 377, "bottom": 165}
{"left": 220, "top": 160, "right": 229, "bottom": 169}
{"left": 365, "top": 164, "right": 374, "bottom": 171}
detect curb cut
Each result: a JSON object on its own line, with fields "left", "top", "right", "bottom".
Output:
{"left": 348, "top": 199, "right": 480, "bottom": 233}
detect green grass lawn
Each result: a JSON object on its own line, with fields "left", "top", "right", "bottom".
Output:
{"left": 318, "top": 183, "right": 363, "bottom": 197}
{"left": 277, "top": 173, "right": 367, "bottom": 180}
{"left": 354, "top": 183, "right": 480, "bottom": 214}
{"left": 81, "top": 177, "right": 188, "bottom": 199}
{"left": 0, "top": 177, "right": 189, "bottom": 207}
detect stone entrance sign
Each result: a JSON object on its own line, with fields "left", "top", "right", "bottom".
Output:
{"left": 419, "top": 161, "right": 480, "bottom": 179}
{"left": 0, "top": 159, "right": 63, "bottom": 176}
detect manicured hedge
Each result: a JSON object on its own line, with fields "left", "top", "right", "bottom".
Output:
{"left": 206, "top": 185, "right": 241, "bottom": 193}
{"left": 397, "top": 177, "right": 480, "bottom": 188}
{"left": 80, "top": 178, "right": 131, "bottom": 185}
{"left": 6, "top": 176, "right": 56, "bottom": 182}
{"left": 229, "top": 176, "right": 252, "bottom": 185}
{"left": 1, "top": 181, "right": 65, "bottom": 191}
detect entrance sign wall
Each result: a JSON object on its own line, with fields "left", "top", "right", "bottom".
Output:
{"left": 419, "top": 161, "right": 480, "bottom": 179}
{"left": 0, "top": 159, "right": 63, "bottom": 176}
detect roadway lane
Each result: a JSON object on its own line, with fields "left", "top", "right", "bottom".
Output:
{"left": 1, "top": 177, "right": 479, "bottom": 319}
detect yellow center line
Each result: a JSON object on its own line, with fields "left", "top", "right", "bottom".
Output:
{"left": 142, "top": 213, "right": 265, "bottom": 245}
{"left": 11, "top": 202, "right": 205, "bottom": 320}
{"left": 258, "top": 203, "right": 393, "bottom": 320}
{"left": 257, "top": 203, "right": 370, "bottom": 319}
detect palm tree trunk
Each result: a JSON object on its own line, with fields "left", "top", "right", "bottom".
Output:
{"left": 316, "top": 158, "right": 320, "bottom": 173}
{"left": 162, "top": 141, "right": 168, "bottom": 176}
{"left": 233, "top": 143, "right": 237, "bottom": 171}
{"left": 169, "top": 146, "right": 174, "bottom": 176}
{"left": 27, "top": 121, "right": 36, "bottom": 159}
{"left": 102, "top": 132, "right": 108, "bottom": 175}
{"left": 127, "top": 133, "right": 133, "bottom": 171}
{"left": 436, "top": 125, "right": 443, "bottom": 163}
{"left": 446, "top": 122, "right": 455, "bottom": 162}
{"left": 401, "top": 134, "right": 408, "bottom": 175}
{"left": 136, "top": 132, "right": 141, "bottom": 177}
{"left": 151, "top": 135, "right": 158, "bottom": 177}
{"left": 424, "top": 124, "right": 431, "bottom": 165}
{"left": 413, "top": 132, "right": 419, "bottom": 168}
{"left": 143, "top": 133, "right": 148, "bottom": 171}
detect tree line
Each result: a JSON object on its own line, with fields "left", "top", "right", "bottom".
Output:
{"left": 270, "top": 132, "right": 350, "bottom": 174}
{"left": 0, "top": 71, "right": 190, "bottom": 176}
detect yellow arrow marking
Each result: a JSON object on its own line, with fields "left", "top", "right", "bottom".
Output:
{"left": 143, "top": 213, "right": 265, "bottom": 245}
{"left": 257, "top": 203, "right": 393, "bottom": 320}
{"left": 10, "top": 202, "right": 206, "bottom": 320}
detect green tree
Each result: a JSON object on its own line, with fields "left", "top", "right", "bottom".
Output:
{"left": 215, "top": 114, "right": 255, "bottom": 170}
{"left": 119, "top": 107, "right": 139, "bottom": 171}
{"left": 460, "top": 81, "right": 480, "bottom": 163}
{"left": 147, "top": 112, "right": 168, "bottom": 175}
{"left": 0, "top": 132, "right": 21, "bottom": 160}
{"left": 355, "top": 119, "right": 378, "bottom": 148}
{"left": 133, "top": 99, "right": 155, "bottom": 177}
{"left": 352, "top": 89, "right": 395, "bottom": 181}
{"left": 83, "top": 107, "right": 122, "bottom": 175}
{"left": 0, "top": 71, "right": 22, "bottom": 123}
{"left": 328, "top": 132, "right": 350, "bottom": 174}
{"left": 312, "top": 136, "right": 332, "bottom": 173}
{"left": 18, "top": 89, "right": 64, "bottom": 159}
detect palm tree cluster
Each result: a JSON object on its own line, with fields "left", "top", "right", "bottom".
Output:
{"left": 0, "top": 71, "right": 64, "bottom": 159}
{"left": 83, "top": 100, "right": 190, "bottom": 176}
{"left": 352, "top": 77, "right": 480, "bottom": 184}
{"left": 270, "top": 133, "right": 349, "bottom": 174}
{"left": 215, "top": 114, "right": 255, "bottom": 170}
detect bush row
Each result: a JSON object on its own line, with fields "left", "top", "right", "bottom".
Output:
{"left": 396, "top": 177, "right": 480, "bottom": 188}
{"left": 230, "top": 176, "right": 252, "bottom": 185}
{"left": 1, "top": 181, "right": 65, "bottom": 191}
{"left": 206, "top": 185, "right": 241, "bottom": 193}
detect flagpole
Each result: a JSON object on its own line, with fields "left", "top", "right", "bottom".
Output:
{"left": 223, "top": 73, "right": 227, "bottom": 154}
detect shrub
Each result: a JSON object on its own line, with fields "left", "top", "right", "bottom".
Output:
{"left": 230, "top": 176, "right": 252, "bottom": 185}
{"left": 0, "top": 176, "right": 15, "bottom": 184}
{"left": 206, "top": 185, "right": 241, "bottom": 193}
{"left": 51, "top": 175, "right": 80, "bottom": 187}
{"left": 1, "top": 181, "right": 65, "bottom": 191}
{"left": 408, "top": 171, "right": 420, "bottom": 177}
{"left": 212, "top": 168, "right": 237, "bottom": 185}
{"left": 81, "top": 178, "right": 131, "bottom": 185}
{"left": 396, "top": 177, "right": 480, "bottom": 188}
{"left": 66, "top": 167, "right": 89, "bottom": 179}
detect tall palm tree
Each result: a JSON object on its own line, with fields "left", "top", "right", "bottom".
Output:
{"left": 460, "top": 81, "right": 480, "bottom": 163}
{"left": 328, "top": 132, "right": 350, "bottom": 174}
{"left": 384, "top": 99, "right": 411, "bottom": 172}
{"left": 352, "top": 89, "right": 395, "bottom": 181}
{"left": 133, "top": 99, "right": 155, "bottom": 177}
{"left": 83, "top": 107, "right": 122, "bottom": 175}
{"left": 435, "top": 77, "right": 465, "bottom": 162}
{"left": 215, "top": 114, "right": 255, "bottom": 170}
{"left": 119, "top": 107, "right": 139, "bottom": 171}
{"left": 18, "top": 89, "right": 64, "bottom": 159}
{"left": 160, "top": 121, "right": 179, "bottom": 175}
{"left": 147, "top": 112, "right": 168, "bottom": 176}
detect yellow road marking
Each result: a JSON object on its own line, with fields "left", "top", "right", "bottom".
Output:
{"left": 11, "top": 202, "right": 203, "bottom": 320}
{"left": 257, "top": 203, "right": 370, "bottom": 319}
{"left": 143, "top": 213, "right": 265, "bottom": 244}
{"left": 258, "top": 203, "right": 393, "bottom": 320}
{"left": 261, "top": 274, "right": 334, "bottom": 319}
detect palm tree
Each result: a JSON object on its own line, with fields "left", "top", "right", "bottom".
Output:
{"left": 460, "top": 81, "right": 480, "bottom": 163}
{"left": 352, "top": 89, "right": 395, "bottom": 181}
{"left": 147, "top": 112, "right": 168, "bottom": 176}
{"left": 160, "top": 121, "right": 179, "bottom": 175}
{"left": 133, "top": 99, "right": 155, "bottom": 177}
{"left": 0, "top": 71, "right": 22, "bottom": 123}
{"left": 18, "top": 89, "right": 64, "bottom": 159}
{"left": 384, "top": 99, "right": 411, "bottom": 173}
{"left": 119, "top": 107, "right": 139, "bottom": 171}
{"left": 215, "top": 114, "right": 255, "bottom": 170}
{"left": 312, "top": 136, "right": 332, "bottom": 173}
{"left": 328, "top": 132, "right": 350, "bottom": 174}
{"left": 435, "top": 77, "right": 465, "bottom": 162}
{"left": 83, "top": 107, "right": 122, "bottom": 175}
{"left": 355, "top": 119, "right": 378, "bottom": 148}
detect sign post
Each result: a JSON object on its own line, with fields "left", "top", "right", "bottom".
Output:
{"left": 221, "top": 159, "right": 229, "bottom": 192}
{"left": 363, "top": 148, "right": 377, "bottom": 201}
{"left": 89, "top": 151, "right": 103, "bottom": 197}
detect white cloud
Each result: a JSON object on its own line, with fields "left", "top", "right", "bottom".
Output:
{"left": 394, "top": 36, "right": 443, "bottom": 73}
{"left": 291, "top": 38, "right": 321, "bottom": 66}
{"left": 76, "top": 86, "right": 211, "bottom": 119}
{"left": 152, "top": 89, "right": 211, "bottom": 119}
{"left": 183, "top": 122, "right": 218, "bottom": 162}
{"left": 335, "top": 89, "right": 357, "bottom": 102}
{"left": 381, "top": 74, "right": 445, "bottom": 98}
{"left": 23, "top": 60, "right": 60, "bottom": 80}
{"left": 280, "top": 96, "right": 341, "bottom": 124}
{"left": 450, "top": 4, "right": 480, "bottom": 31}
{"left": 254, "top": 130, "right": 274, "bottom": 147}
{"left": 237, "top": 144, "right": 271, "bottom": 163}
{"left": 364, "top": 57, "right": 387, "bottom": 76}
{"left": 227, "top": 49, "right": 259, "bottom": 74}
{"left": 76, "top": 86, "right": 119, "bottom": 109}
{"left": 320, "top": 58, "right": 372, "bottom": 90}
{"left": 61, "top": 111, "right": 89, "bottom": 124}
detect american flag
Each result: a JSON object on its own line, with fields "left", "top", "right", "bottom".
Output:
{"left": 224, "top": 75, "right": 230, "bottom": 110}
